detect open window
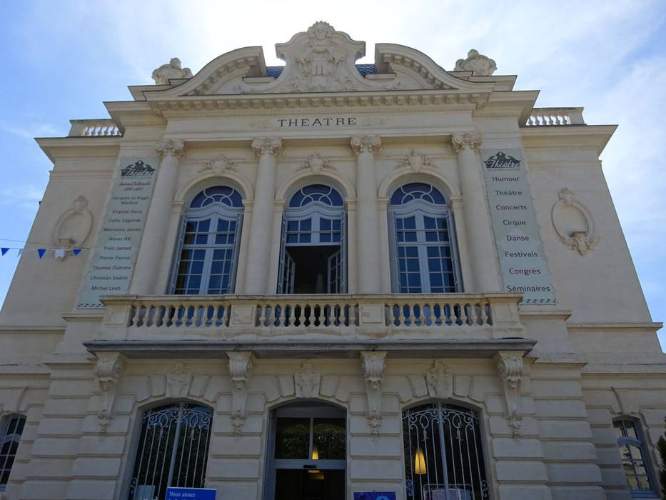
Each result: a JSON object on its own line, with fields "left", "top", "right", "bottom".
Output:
{"left": 278, "top": 185, "right": 346, "bottom": 294}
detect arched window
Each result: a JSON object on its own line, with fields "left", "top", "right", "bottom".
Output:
{"left": 613, "top": 417, "right": 657, "bottom": 495}
{"left": 403, "top": 402, "right": 488, "bottom": 500}
{"left": 278, "top": 184, "right": 346, "bottom": 294}
{"left": 389, "top": 183, "right": 461, "bottom": 293}
{"left": 171, "top": 186, "right": 244, "bottom": 295}
{"left": 0, "top": 414, "right": 25, "bottom": 490}
{"left": 128, "top": 402, "right": 213, "bottom": 500}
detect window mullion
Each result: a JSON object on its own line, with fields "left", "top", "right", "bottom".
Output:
{"left": 416, "top": 214, "right": 431, "bottom": 292}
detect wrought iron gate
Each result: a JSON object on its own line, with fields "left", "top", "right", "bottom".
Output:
{"left": 403, "top": 402, "right": 488, "bottom": 500}
{"left": 128, "top": 402, "right": 213, "bottom": 500}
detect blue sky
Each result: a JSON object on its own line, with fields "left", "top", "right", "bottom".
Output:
{"left": 0, "top": 1, "right": 665, "bottom": 342}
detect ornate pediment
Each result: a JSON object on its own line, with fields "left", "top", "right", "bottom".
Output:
{"left": 148, "top": 22, "right": 490, "bottom": 99}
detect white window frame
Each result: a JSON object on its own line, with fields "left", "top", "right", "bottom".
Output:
{"left": 388, "top": 198, "right": 462, "bottom": 294}
{"left": 277, "top": 199, "right": 347, "bottom": 294}
{"left": 169, "top": 199, "right": 243, "bottom": 295}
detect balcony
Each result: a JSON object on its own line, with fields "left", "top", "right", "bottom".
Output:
{"left": 98, "top": 293, "right": 525, "bottom": 344}
{"left": 68, "top": 119, "right": 123, "bottom": 137}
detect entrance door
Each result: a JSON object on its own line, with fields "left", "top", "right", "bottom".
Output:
{"left": 266, "top": 403, "right": 346, "bottom": 500}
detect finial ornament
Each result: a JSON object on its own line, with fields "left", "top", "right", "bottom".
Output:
{"left": 251, "top": 137, "right": 283, "bottom": 157}
{"left": 350, "top": 135, "right": 382, "bottom": 155}
{"left": 156, "top": 139, "right": 185, "bottom": 159}
{"left": 451, "top": 132, "right": 482, "bottom": 153}
{"left": 454, "top": 49, "right": 497, "bottom": 76}
{"left": 152, "top": 57, "right": 193, "bottom": 84}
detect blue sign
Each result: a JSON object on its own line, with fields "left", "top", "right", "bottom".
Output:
{"left": 166, "top": 487, "right": 217, "bottom": 500}
{"left": 354, "top": 493, "right": 396, "bottom": 500}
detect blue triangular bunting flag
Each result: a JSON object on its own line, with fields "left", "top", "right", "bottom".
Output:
{"left": 0, "top": 248, "right": 8, "bottom": 256}
{"left": 72, "top": 248, "right": 82, "bottom": 256}
{"left": 37, "top": 248, "right": 47, "bottom": 259}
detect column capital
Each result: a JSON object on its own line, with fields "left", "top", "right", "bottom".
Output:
{"left": 156, "top": 138, "right": 185, "bottom": 159}
{"left": 451, "top": 131, "right": 482, "bottom": 153}
{"left": 350, "top": 135, "right": 382, "bottom": 155}
{"left": 251, "top": 137, "right": 282, "bottom": 158}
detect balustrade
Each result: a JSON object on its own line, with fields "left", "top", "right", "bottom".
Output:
{"left": 68, "top": 119, "right": 123, "bottom": 137}
{"left": 525, "top": 107, "right": 585, "bottom": 126}
{"left": 102, "top": 293, "right": 522, "bottom": 339}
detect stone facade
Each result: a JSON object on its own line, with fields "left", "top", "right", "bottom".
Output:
{"left": 0, "top": 22, "right": 663, "bottom": 500}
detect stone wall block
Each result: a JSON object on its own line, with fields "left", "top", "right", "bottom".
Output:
{"left": 213, "top": 414, "right": 263, "bottom": 435}
{"left": 79, "top": 435, "right": 127, "bottom": 456}
{"left": 65, "top": 479, "right": 118, "bottom": 500}
{"left": 320, "top": 375, "right": 339, "bottom": 397}
{"left": 129, "top": 377, "right": 151, "bottom": 402}
{"left": 31, "top": 437, "right": 78, "bottom": 458}
{"left": 349, "top": 414, "right": 401, "bottom": 436}
{"left": 42, "top": 398, "right": 90, "bottom": 417}
{"left": 535, "top": 399, "right": 589, "bottom": 419}
{"left": 489, "top": 415, "right": 539, "bottom": 437}
{"left": 547, "top": 463, "right": 602, "bottom": 483}
{"left": 207, "top": 481, "right": 257, "bottom": 500}
{"left": 278, "top": 375, "right": 294, "bottom": 397}
{"left": 112, "top": 395, "right": 135, "bottom": 415}
{"left": 149, "top": 375, "right": 166, "bottom": 397}
{"left": 492, "top": 438, "right": 544, "bottom": 459}
{"left": 189, "top": 375, "right": 210, "bottom": 398}
{"left": 37, "top": 417, "right": 83, "bottom": 436}
{"left": 349, "top": 435, "right": 403, "bottom": 457}
{"left": 215, "top": 395, "right": 233, "bottom": 414}
{"left": 203, "top": 375, "right": 228, "bottom": 402}
{"left": 407, "top": 374, "right": 427, "bottom": 398}
{"left": 71, "top": 456, "right": 122, "bottom": 477}
{"left": 81, "top": 414, "right": 130, "bottom": 434}
{"left": 543, "top": 441, "right": 598, "bottom": 462}
{"left": 454, "top": 375, "right": 472, "bottom": 398}
{"left": 257, "top": 376, "right": 280, "bottom": 402}
{"left": 205, "top": 458, "right": 260, "bottom": 479}
{"left": 495, "top": 460, "right": 548, "bottom": 481}
{"left": 208, "top": 435, "right": 263, "bottom": 457}
{"left": 532, "top": 380, "right": 583, "bottom": 399}
{"left": 347, "top": 458, "right": 403, "bottom": 480}
{"left": 497, "top": 485, "right": 552, "bottom": 500}
{"left": 19, "top": 480, "right": 69, "bottom": 500}
{"left": 539, "top": 420, "right": 593, "bottom": 440}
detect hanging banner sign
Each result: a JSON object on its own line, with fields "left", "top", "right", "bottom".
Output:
{"left": 481, "top": 149, "right": 556, "bottom": 305}
{"left": 76, "top": 159, "right": 157, "bottom": 308}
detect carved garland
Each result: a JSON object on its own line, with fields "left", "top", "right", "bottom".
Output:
{"left": 551, "top": 188, "right": 598, "bottom": 255}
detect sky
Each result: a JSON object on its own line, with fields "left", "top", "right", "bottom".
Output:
{"left": 0, "top": 0, "right": 665, "bottom": 343}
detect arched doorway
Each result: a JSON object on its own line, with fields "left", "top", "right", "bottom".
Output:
{"left": 265, "top": 401, "right": 346, "bottom": 500}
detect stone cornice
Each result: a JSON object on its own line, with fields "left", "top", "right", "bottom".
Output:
{"left": 144, "top": 88, "right": 490, "bottom": 114}
{"left": 521, "top": 125, "right": 618, "bottom": 156}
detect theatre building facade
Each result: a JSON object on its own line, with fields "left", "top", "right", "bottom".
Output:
{"left": 0, "top": 22, "right": 664, "bottom": 500}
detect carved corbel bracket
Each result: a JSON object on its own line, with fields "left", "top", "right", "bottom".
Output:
{"left": 198, "top": 155, "right": 238, "bottom": 176}
{"left": 227, "top": 352, "right": 254, "bottom": 434}
{"left": 361, "top": 351, "right": 386, "bottom": 434}
{"left": 300, "top": 153, "right": 336, "bottom": 175}
{"left": 495, "top": 351, "right": 524, "bottom": 436}
{"left": 350, "top": 135, "right": 382, "bottom": 155}
{"left": 425, "top": 360, "right": 452, "bottom": 399}
{"left": 94, "top": 352, "right": 126, "bottom": 431}
{"left": 294, "top": 361, "right": 321, "bottom": 398}
{"left": 451, "top": 131, "right": 481, "bottom": 153}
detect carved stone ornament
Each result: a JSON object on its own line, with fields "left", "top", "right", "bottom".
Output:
{"left": 166, "top": 363, "right": 191, "bottom": 398}
{"left": 227, "top": 352, "right": 254, "bottom": 434}
{"left": 94, "top": 352, "right": 125, "bottom": 431}
{"left": 425, "top": 360, "right": 452, "bottom": 399}
{"left": 399, "top": 150, "right": 436, "bottom": 173}
{"left": 152, "top": 57, "right": 193, "bottom": 84}
{"left": 51, "top": 196, "right": 93, "bottom": 257}
{"left": 251, "top": 137, "right": 282, "bottom": 158}
{"left": 350, "top": 135, "right": 382, "bottom": 155}
{"left": 451, "top": 132, "right": 482, "bottom": 153}
{"left": 361, "top": 351, "right": 386, "bottom": 434}
{"left": 454, "top": 49, "right": 497, "bottom": 76}
{"left": 300, "top": 153, "right": 334, "bottom": 175}
{"left": 551, "top": 188, "right": 598, "bottom": 255}
{"left": 495, "top": 351, "right": 523, "bottom": 436}
{"left": 294, "top": 361, "right": 321, "bottom": 398}
{"left": 198, "top": 155, "right": 238, "bottom": 176}
{"left": 157, "top": 139, "right": 185, "bottom": 159}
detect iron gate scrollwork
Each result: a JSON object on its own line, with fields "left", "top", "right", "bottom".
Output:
{"left": 403, "top": 402, "right": 488, "bottom": 500}
{"left": 128, "top": 402, "right": 213, "bottom": 500}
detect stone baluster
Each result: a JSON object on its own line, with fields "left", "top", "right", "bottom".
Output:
{"left": 244, "top": 137, "right": 282, "bottom": 295}
{"left": 350, "top": 136, "right": 382, "bottom": 294}
{"left": 130, "top": 139, "right": 185, "bottom": 295}
{"left": 451, "top": 132, "right": 502, "bottom": 292}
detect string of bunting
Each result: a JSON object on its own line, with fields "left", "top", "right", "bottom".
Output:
{"left": 0, "top": 246, "right": 88, "bottom": 259}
